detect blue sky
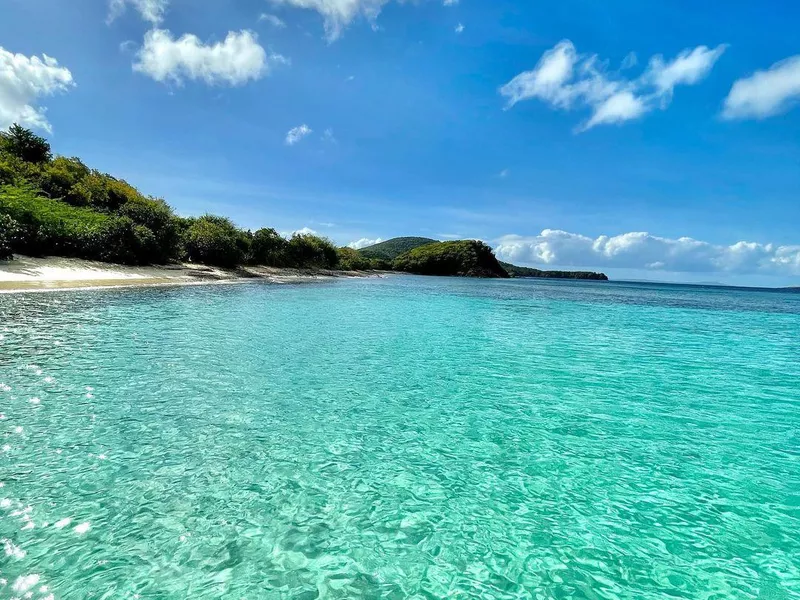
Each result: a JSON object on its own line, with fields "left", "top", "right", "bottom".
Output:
{"left": 1, "top": 0, "right": 799, "bottom": 285}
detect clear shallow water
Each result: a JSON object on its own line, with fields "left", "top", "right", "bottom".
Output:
{"left": 1, "top": 277, "right": 799, "bottom": 600}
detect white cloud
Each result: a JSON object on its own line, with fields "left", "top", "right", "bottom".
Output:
{"left": 455, "top": 23, "right": 464, "bottom": 34}
{"left": 259, "top": 13, "right": 287, "bottom": 28}
{"left": 443, "top": 0, "right": 459, "bottom": 5}
{"left": 722, "top": 55, "right": 800, "bottom": 120}
{"left": 286, "top": 124, "right": 312, "bottom": 145}
{"left": 495, "top": 230, "right": 800, "bottom": 276}
{"left": 133, "top": 29, "right": 284, "bottom": 86}
{"left": 500, "top": 40, "right": 727, "bottom": 131}
{"left": 281, "top": 227, "right": 318, "bottom": 237}
{"left": 348, "top": 237, "right": 383, "bottom": 249}
{"left": 108, "top": 0, "right": 168, "bottom": 24}
{"left": 621, "top": 52, "right": 637, "bottom": 70}
{"left": 270, "top": 0, "right": 391, "bottom": 40}
{"left": 322, "top": 128, "right": 337, "bottom": 142}
{"left": 0, "top": 47, "right": 74, "bottom": 132}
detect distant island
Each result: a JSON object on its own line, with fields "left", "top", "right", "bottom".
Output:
{"left": 499, "top": 262, "right": 608, "bottom": 280}
{"left": 1, "top": 124, "right": 607, "bottom": 281}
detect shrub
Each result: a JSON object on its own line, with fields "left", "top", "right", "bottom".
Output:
{"left": 250, "top": 227, "right": 289, "bottom": 266}
{"left": 0, "top": 213, "right": 20, "bottom": 260}
{"left": 182, "top": 215, "right": 247, "bottom": 267}
{"left": 337, "top": 247, "right": 375, "bottom": 271}
{"left": 0, "top": 185, "right": 163, "bottom": 265}
{"left": 286, "top": 234, "right": 339, "bottom": 269}
{"left": 38, "top": 156, "right": 91, "bottom": 203}
{"left": 118, "top": 196, "right": 180, "bottom": 262}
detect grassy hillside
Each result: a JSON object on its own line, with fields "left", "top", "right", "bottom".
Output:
{"left": 500, "top": 262, "right": 608, "bottom": 280}
{"left": 393, "top": 240, "right": 509, "bottom": 278}
{"left": 359, "top": 237, "right": 438, "bottom": 261}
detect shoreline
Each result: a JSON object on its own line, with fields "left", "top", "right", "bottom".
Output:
{"left": 0, "top": 256, "right": 379, "bottom": 294}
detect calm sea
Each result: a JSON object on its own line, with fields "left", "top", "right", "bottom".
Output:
{"left": 1, "top": 277, "right": 799, "bottom": 599}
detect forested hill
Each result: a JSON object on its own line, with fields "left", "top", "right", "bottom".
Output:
{"left": 499, "top": 262, "right": 609, "bottom": 280}
{"left": 393, "top": 240, "right": 510, "bottom": 278}
{"left": 358, "top": 237, "right": 438, "bottom": 261}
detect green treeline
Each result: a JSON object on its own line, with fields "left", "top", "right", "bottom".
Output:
{"left": 499, "top": 262, "right": 609, "bottom": 280}
{"left": 0, "top": 124, "right": 379, "bottom": 270}
{"left": 0, "top": 124, "right": 608, "bottom": 280}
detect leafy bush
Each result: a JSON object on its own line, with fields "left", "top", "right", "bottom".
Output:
{"left": 0, "top": 213, "right": 20, "bottom": 260}
{"left": 337, "top": 247, "right": 377, "bottom": 271}
{"left": 286, "top": 234, "right": 339, "bottom": 269}
{"left": 250, "top": 227, "right": 289, "bottom": 266}
{"left": 118, "top": 196, "right": 180, "bottom": 261}
{"left": 38, "top": 156, "right": 91, "bottom": 203}
{"left": 182, "top": 215, "right": 248, "bottom": 267}
{"left": 0, "top": 184, "right": 162, "bottom": 265}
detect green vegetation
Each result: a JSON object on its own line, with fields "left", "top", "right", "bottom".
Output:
{"left": 0, "top": 213, "right": 19, "bottom": 260}
{"left": 0, "top": 124, "right": 347, "bottom": 270}
{"left": 393, "top": 240, "right": 510, "bottom": 278}
{"left": 359, "top": 237, "right": 438, "bottom": 261}
{"left": 500, "top": 262, "right": 609, "bottom": 280}
{"left": 0, "top": 125, "right": 609, "bottom": 281}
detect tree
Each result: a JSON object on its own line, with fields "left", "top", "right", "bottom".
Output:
{"left": 286, "top": 234, "right": 339, "bottom": 269}
{"left": 251, "top": 227, "right": 289, "bottom": 266}
{"left": 182, "top": 215, "right": 246, "bottom": 267}
{"left": 0, "top": 124, "right": 52, "bottom": 164}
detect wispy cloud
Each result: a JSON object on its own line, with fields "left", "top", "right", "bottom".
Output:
{"left": 133, "top": 29, "right": 286, "bottom": 86}
{"left": 498, "top": 168, "right": 509, "bottom": 178}
{"left": 0, "top": 46, "right": 75, "bottom": 132}
{"left": 722, "top": 55, "right": 800, "bottom": 120}
{"left": 108, "top": 0, "right": 168, "bottom": 24}
{"left": 259, "top": 13, "right": 287, "bottom": 28}
{"left": 455, "top": 23, "right": 464, "bottom": 34}
{"left": 269, "top": 0, "right": 392, "bottom": 41}
{"left": 500, "top": 40, "right": 727, "bottom": 131}
{"left": 322, "top": 128, "right": 337, "bottom": 143}
{"left": 495, "top": 229, "right": 800, "bottom": 276}
{"left": 286, "top": 124, "right": 313, "bottom": 145}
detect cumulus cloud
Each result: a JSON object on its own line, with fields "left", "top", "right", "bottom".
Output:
{"left": 722, "top": 55, "right": 800, "bottom": 120}
{"left": 281, "top": 227, "right": 318, "bottom": 238}
{"left": 455, "top": 23, "right": 464, "bottom": 34}
{"left": 269, "top": 0, "right": 390, "bottom": 40}
{"left": 0, "top": 47, "right": 75, "bottom": 132}
{"left": 348, "top": 237, "right": 383, "bottom": 249}
{"left": 108, "top": 0, "right": 168, "bottom": 24}
{"left": 495, "top": 230, "right": 800, "bottom": 276}
{"left": 285, "top": 124, "right": 313, "bottom": 145}
{"left": 500, "top": 40, "right": 726, "bottom": 131}
{"left": 259, "top": 13, "right": 287, "bottom": 28}
{"left": 133, "top": 29, "right": 285, "bottom": 86}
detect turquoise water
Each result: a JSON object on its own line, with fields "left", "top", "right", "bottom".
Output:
{"left": 1, "top": 277, "right": 799, "bottom": 600}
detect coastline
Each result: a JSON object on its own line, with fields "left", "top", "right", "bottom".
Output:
{"left": 0, "top": 256, "right": 378, "bottom": 294}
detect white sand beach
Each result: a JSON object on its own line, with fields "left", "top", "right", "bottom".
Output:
{"left": 0, "top": 256, "right": 374, "bottom": 293}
